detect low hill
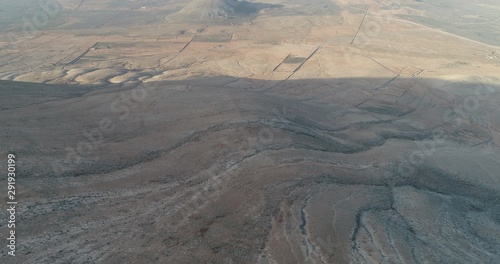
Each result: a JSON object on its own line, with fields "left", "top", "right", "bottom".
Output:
{"left": 166, "top": 0, "right": 276, "bottom": 21}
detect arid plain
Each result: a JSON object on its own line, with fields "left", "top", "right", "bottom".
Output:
{"left": 1, "top": 0, "right": 500, "bottom": 263}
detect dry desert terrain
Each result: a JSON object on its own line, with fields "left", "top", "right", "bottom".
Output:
{"left": 1, "top": 0, "right": 500, "bottom": 263}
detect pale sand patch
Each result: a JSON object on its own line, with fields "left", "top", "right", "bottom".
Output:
{"left": 14, "top": 70, "right": 67, "bottom": 83}
{"left": 74, "top": 68, "right": 124, "bottom": 84}
{"left": 108, "top": 70, "right": 155, "bottom": 84}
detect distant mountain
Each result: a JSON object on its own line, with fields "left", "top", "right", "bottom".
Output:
{"left": 166, "top": 0, "right": 276, "bottom": 21}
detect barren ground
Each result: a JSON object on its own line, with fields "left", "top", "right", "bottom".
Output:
{"left": 1, "top": 0, "right": 500, "bottom": 263}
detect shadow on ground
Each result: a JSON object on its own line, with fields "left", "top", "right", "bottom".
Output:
{"left": 0, "top": 76, "right": 499, "bottom": 263}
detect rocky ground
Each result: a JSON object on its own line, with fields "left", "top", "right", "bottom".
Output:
{"left": 1, "top": 0, "right": 500, "bottom": 263}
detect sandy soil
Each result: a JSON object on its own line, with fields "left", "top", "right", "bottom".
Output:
{"left": 0, "top": 0, "right": 499, "bottom": 263}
